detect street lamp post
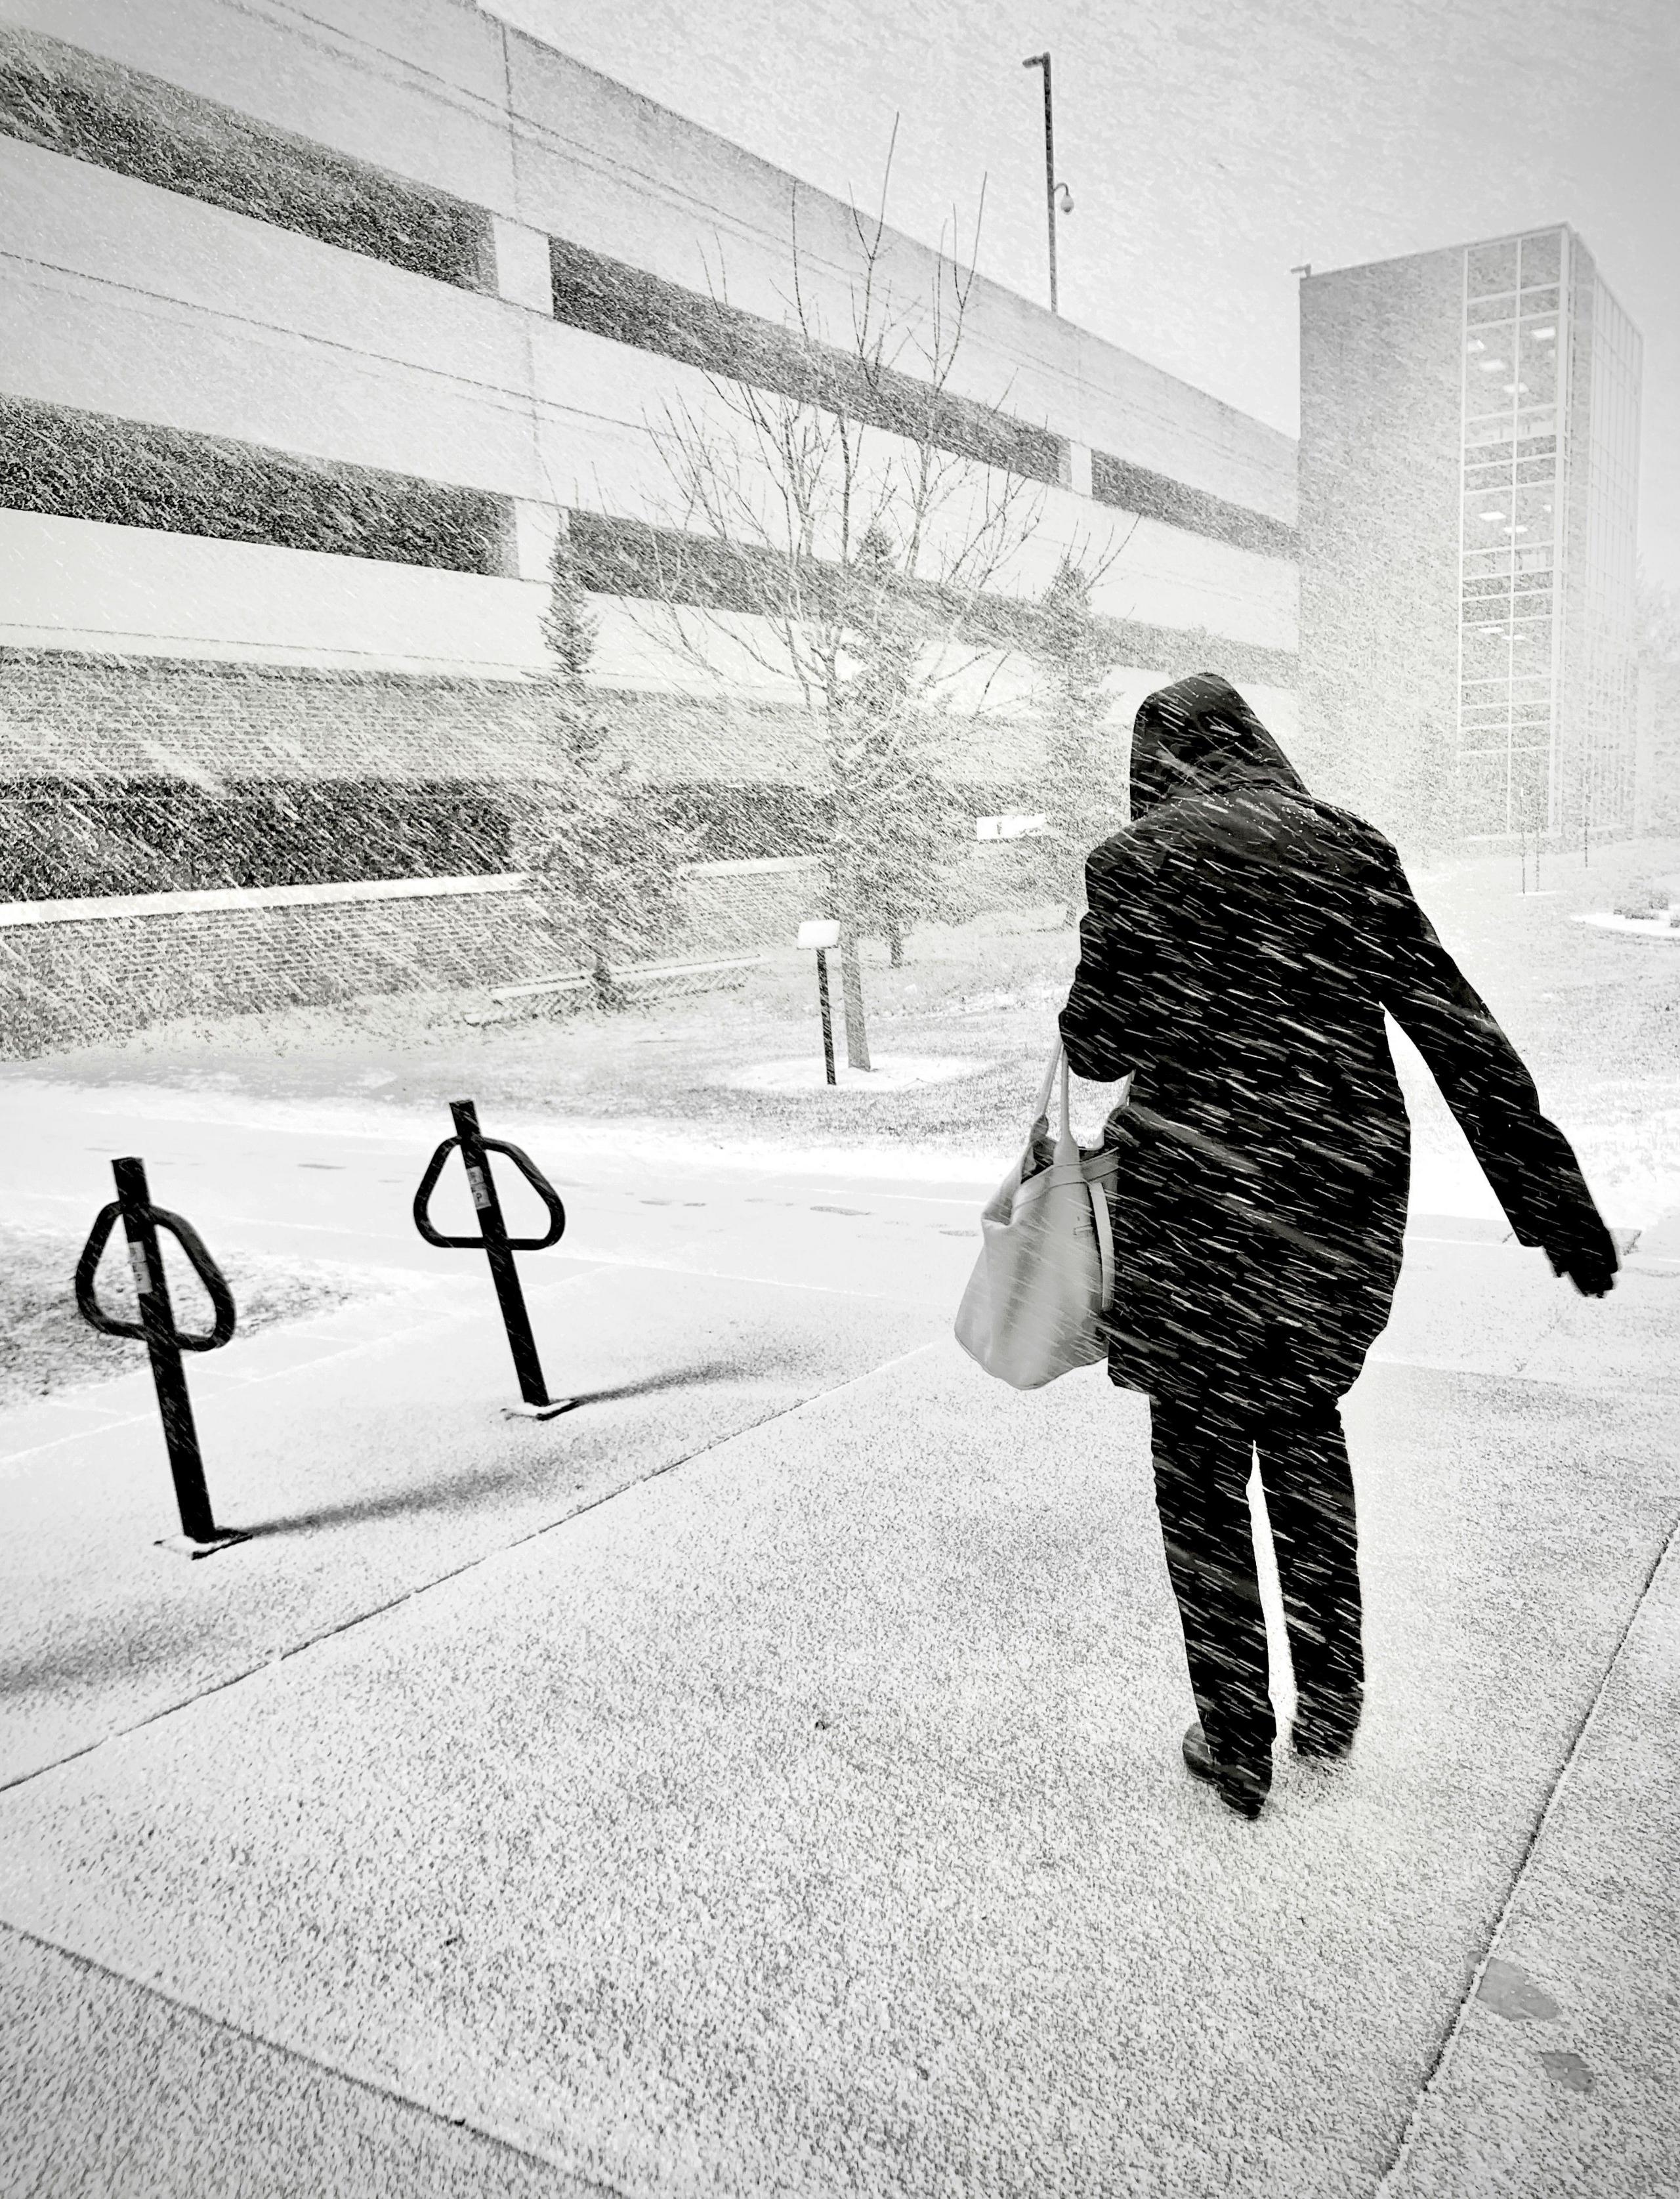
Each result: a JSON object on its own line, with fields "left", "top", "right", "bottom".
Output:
{"left": 1022, "top": 52, "right": 1070, "bottom": 316}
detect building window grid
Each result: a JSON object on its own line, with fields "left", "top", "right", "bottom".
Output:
{"left": 1456, "top": 229, "right": 1564, "bottom": 837}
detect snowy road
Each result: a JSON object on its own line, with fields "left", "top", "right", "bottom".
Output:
{"left": 3, "top": 1074, "right": 1006, "bottom": 1298}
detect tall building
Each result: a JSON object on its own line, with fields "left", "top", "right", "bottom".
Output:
{"left": 1299, "top": 225, "right": 1642, "bottom": 852}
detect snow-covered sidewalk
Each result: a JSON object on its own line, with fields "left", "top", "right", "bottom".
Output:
{"left": 3, "top": 1079, "right": 1679, "bottom": 2196}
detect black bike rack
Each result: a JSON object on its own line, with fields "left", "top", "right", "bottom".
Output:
{"left": 75, "top": 1156, "right": 247, "bottom": 1557}
{"left": 413, "top": 1099, "right": 574, "bottom": 1419}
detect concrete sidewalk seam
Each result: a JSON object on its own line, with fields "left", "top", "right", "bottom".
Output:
{"left": 1373, "top": 1504, "right": 1680, "bottom": 2193}
{"left": 0, "top": 1336, "right": 943, "bottom": 1801}
{"left": 0, "top": 1917, "right": 637, "bottom": 2199}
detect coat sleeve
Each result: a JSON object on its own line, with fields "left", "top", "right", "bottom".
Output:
{"left": 1366, "top": 838, "right": 1614, "bottom": 1269}
{"left": 1059, "top": 838, "right": 1150, "bottom": 1082}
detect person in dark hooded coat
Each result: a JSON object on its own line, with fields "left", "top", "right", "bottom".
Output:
{"left": 1058, "top": 672, "right": 1618, "bottom": 1819}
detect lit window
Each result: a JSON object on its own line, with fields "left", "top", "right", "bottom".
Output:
{"left": 1478, "top": 359, "right": 1505, "bottom": 372}
{"left": 1529, "top": 326, "right": 1555, "bottom": 341}
{"left": 1479, "top": 509, "right": 1505, "bottom": 521}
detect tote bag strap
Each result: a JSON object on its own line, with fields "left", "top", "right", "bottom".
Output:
{"left": 1032, "top": 1038, "right": 1063, "bottom": 1125}
{"left": 1055, "top": 1048, "right": 1078, "bottom": 1166}
{"left": 1031, "top": 1038, "right": 1080, "bottom": 1166}
{"left": 1086, "top": 1173, "right": 1116, "bottom": 1314}
{"left": 1044, "top": 1036, "right": 1116, "bottom": 1313}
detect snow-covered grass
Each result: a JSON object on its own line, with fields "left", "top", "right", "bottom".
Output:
{"left": 9, "top": 836, "right": 1679, "bottom": 1216}
{"left": 10, "top": 905, "right": 1083, "bottom": 1153}
{"left": 0, "top": 1224, "right": 368, "bottom": 1409}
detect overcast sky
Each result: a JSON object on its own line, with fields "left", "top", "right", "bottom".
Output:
{"left": 511, "top": 0, "right": 1680, "bottom": 589}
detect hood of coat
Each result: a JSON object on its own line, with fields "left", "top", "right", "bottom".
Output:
{"left": 1128, "top": 673, "right": 1311, "bottom": 821}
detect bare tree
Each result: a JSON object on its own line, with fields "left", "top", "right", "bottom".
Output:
{"left": 632, "top": 136, "right": 1055, "bottom": 1067}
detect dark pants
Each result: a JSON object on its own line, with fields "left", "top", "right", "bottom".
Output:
{"left": 1150, "top": 1388, "right": 1364, "bottom": 1768}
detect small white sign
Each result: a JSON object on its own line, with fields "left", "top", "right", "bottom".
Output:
{"left": 797, "top": 919, "right": 841, "bottom": 950}
{"left": 975, "top": 813, "right": 1049, "bottom": 841}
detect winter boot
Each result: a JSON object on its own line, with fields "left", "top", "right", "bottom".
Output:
{"left": 1181, "top": 1720, "right": 1271, "bottom": 1820}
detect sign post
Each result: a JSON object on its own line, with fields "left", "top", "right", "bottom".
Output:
{"left": 797, "top": 919, "right": 842, "bottom": 1085}
{"left": 75, "top": 1157, "right": 245, "bottom": 1556}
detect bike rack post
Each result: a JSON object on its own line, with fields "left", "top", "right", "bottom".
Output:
{"left": 74, "top": 1156, "right": 246, "bottom": 1556}
{"left": 412, "top": 1099, "right": 574, "bottom": 1419}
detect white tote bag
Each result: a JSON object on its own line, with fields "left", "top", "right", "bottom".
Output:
{"left": 955, "top": 1040, "right": 1127, "bottom": 1390}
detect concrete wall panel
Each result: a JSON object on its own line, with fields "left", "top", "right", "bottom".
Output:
{"left": 583, "top": 599, "right": 804, "bottom": 699}
{"left": 0, "top": 507, "right": 1299, "bottom": 706}
{"left": 1087, "top": 515, "right": 1297, "bottom": 649}
{"left": 0, "top": 514, "right": 549, "bottom": 673}
{"left": 1, "top": 266, "right": 543, "bottom": 505}
{"left": 503, "top": 26, "right": 830, "bottom": 313}
{"left": 491, "top": 216, "right": 556, "bottom": 312}
{"left": 525, "top": 322, "right": 1296, "bottom": 645}
{"left": 1, "top": 138, "right": 532, "bottom": 401}
{"left": 0, "top": 0, "right": 517, "bottom": 210}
